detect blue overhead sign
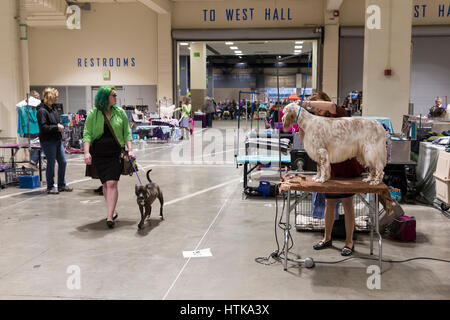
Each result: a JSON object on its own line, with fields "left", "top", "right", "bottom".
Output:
{"left": 202, "top": 7, "right": 293, "bottom": 22}
{"left": 77, "top": 57, "right": 136, "bottom": 68}
{"left": 413, "top": 3, "right": 450, "bottom": 18}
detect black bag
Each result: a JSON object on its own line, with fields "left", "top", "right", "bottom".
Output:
{"left": 85, "top": 164, "right": 99, "bottom": 179}
{"left": 103, "top": 113, "right": 137, "bottom": 176}
{"left": 332, "top": 214, "right": 357, "bottom": 240}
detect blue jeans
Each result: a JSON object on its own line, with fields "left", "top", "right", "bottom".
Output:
{"left": 30, "top": 149, "right": 40, "bottom": 163}
{"left": 40, "top": 140, "right": 67, "bottom": 190}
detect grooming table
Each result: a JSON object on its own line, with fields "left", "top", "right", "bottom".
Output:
{"left": 245, "top": 138, "right": 291, "bottom": 154}
{"left": 279, "top": 175, "right": 393, "bottom": 273}
{"left": 236, "top": 155, "right": 291, "bottom": 189}
{"left": 0, "top": 144, "right": 43, "bottom": 183}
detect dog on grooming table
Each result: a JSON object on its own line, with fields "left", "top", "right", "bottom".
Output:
{"left": 282, "top": 100, "right": 386, "bottom": 185}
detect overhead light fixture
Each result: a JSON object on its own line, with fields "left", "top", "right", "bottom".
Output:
{"left": 230, "top": 46, "right": 238, "bottom": 50}
{"left": 295, "top": 45, "right": 303, "bottom": 49}
{"left": 235, "top": 51, "right": 242, "bottom": 54}
{"left": 295, "top": 41, "right": 304, "bottom": 44}
{"left": 179, "top": 42, "right": 189, "bottom": 46}
{"left": 225, "top": 42, "right": 234, "bottom": 45}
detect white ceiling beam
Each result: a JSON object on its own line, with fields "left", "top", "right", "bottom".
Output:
{"left": 138, "top": 0, "right": 172, "bottom": 14}
{"left": 326, "top": 0, "right": 343, "bottom": 11}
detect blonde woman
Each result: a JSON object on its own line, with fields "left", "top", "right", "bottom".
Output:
{"left": 176, "top": 97, "right": 192, "bottom": 139}
{"left": 37, "top": 88, "right": 72, "bottom": 194}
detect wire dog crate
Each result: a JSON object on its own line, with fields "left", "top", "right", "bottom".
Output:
{"left": 294, "top": 192, "right": 373, "bottom": 232}
{"left": 4, "top": 167, "right": 35, "bottom": 185}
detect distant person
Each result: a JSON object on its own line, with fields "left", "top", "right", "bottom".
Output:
{"left": 204, "top": 96, "right": 215, "bottom": 128}
{"left": 428, "top": 97, "right": 448, "bottom": 118}
{"left": 176, "top": 97, "right": 192, "bottom": 139}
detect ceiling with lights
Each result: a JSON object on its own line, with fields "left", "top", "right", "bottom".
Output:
{"left": 179, "top": 40, "right": 313, "bottom": 57}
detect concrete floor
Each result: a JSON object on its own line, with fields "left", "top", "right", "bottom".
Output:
{"left": 0, "top": 120, "right": 449, "bottom": 300}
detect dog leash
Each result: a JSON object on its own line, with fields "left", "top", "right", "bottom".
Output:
{"left": 296, "top": 53, "right": 312, "bottom": 123}
{"left": 129, "top": 156, "right": 143, "bottom": 185}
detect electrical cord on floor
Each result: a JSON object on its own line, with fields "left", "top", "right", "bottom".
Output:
{"left": 314, "top": 256, "right": 450, "bottom": 265}
{"left": 255, "top": 189, "right": 294, "bottom": 266}
{"left": 255, "top": 188, "right": 450, "bottom": 267}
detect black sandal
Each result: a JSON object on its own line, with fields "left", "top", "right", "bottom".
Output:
{"left": 105, "top": 212, "right": 118, "bottom": 221}
{"left": 341, "top": 244, "right": 355, "bottom": 256}
{"left": 313, "top": 239, "right": 333, "bottom": 250}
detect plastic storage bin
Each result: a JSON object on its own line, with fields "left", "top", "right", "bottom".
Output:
{"left": 389, "top": 138, "right": 411, "bottom": 163}
{"left": 433, "top": 151, "right": 450, "bottom": 204}
{"left": 19, "top": 175, "right": 40, "bottom": 189}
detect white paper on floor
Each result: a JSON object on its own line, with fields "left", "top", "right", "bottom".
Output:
{"left": 80, "top": 200, "right": 101, "bottom": 204}
{"left": 183, "top": 248, "right": 213, "bottom": 258}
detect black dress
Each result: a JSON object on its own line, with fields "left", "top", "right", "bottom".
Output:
{"left": 91, "top": 122, "right": 122, "bottom": 184}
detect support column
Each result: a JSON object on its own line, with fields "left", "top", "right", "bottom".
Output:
{"left": 312, "top": 40, "right": 318, "bottom": 92}
{"left": 363, "top": 0, "right": 412, "bottom": 131}
{"left": 0, "top": 0, "right": 24, "bottom": 138}
{"left": 190, "top": 42, "right": 206, "bottom": 112}
{"left": 322, "top": 10, "right": 340, "bottom": 103}
{"left": 157, "top": 13, "right": 172, "bottom": 103}
{"left": 207, "top": 62, "right": 214, "bottom": 99}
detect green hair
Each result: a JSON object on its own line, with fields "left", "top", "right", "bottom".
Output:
{"left": 95, "top": 86, "right": 116, "bottom": 112}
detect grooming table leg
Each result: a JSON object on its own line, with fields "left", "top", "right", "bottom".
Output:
{"left": 370, "top": 194, "right": 374, "bottom": 255}
{"left": 284, "top": 190, "right": 290, "bottom": 271}
{"left": 375, "top": 194, "right": 382, "bottom": 273}
{"left": 38, "top": 150, "right": 42, "bottom": 182}
{"left": 243, "top": 163, "right": 248, "bottom": 189}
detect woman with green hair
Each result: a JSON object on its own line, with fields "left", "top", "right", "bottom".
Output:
{"left": 83, "top": 86, "right": 134, "bottom": 229}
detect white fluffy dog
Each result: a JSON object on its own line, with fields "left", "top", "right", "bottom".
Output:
{"left": 160, "top": 104, "right": 176, "bottom": 120}
{"left": 283, "top": 103, "right": 386, "bottom": 185}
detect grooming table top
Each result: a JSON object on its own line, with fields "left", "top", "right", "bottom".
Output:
{"left": 279, "top": 175, "right": 393, "bottom": 212}
{"left": 236, "top": 155, "right": 291, "bottom": 164}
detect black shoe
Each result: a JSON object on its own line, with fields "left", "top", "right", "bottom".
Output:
{"left": 341, "top": 244, "right": 355, "bottom": 256}
{"left": 313, "top": 239, "right": 333, "bottom": 250}
{"left": 106, "top": 220, "right": 115, "bottom": 229}
{"left": 94, "top": 186, "right": 103, "bottom": 193}
{"left": 106, "top": 213, "right": 118, "bottom": 221}
{"left": 58, "top": 186, "right": 73, "bottom": 192}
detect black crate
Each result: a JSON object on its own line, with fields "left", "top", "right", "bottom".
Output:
{"left": 4, "top": 167, "right": 35, "bottom": 185}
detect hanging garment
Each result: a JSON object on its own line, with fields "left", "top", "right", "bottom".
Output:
{"left": 17, "top": 106, "right": 40, "bottom": 137}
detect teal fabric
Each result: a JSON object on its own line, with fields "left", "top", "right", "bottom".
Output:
{"left": 83, "top": 106, "right": 132, "bottom": 147}
{"left": 17, "top": 106, "right": 40, "bottom": 137}
{"left": 236, "top": 155, "right": 291, "bottom": 164}
{"left": 356, "top": 116, "right": 394, "bottom": 133}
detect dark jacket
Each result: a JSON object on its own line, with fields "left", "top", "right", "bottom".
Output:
{"left": 37, "top": 102, "right": 62, "bottom": 142}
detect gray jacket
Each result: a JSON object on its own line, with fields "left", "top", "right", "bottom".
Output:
{"left": 204, "top": 99, "right": 216, "bottom": 114}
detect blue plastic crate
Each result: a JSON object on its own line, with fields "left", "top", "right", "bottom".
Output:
{"left": 19, "top": 175, "right": 40, "bottom": 189}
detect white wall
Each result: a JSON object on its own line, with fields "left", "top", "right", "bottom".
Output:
{"left": 28, "top": 2, "right": 158, "bottom": 86}
{"left": 411, "top": 36, "right": 450, "bottom": 115}
{"left": 0, "top": 0, "right": 24, "bottom": 138}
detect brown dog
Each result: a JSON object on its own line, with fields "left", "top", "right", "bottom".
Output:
{"left": 135, "top": 169, "right": 164, "bottom": 229}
